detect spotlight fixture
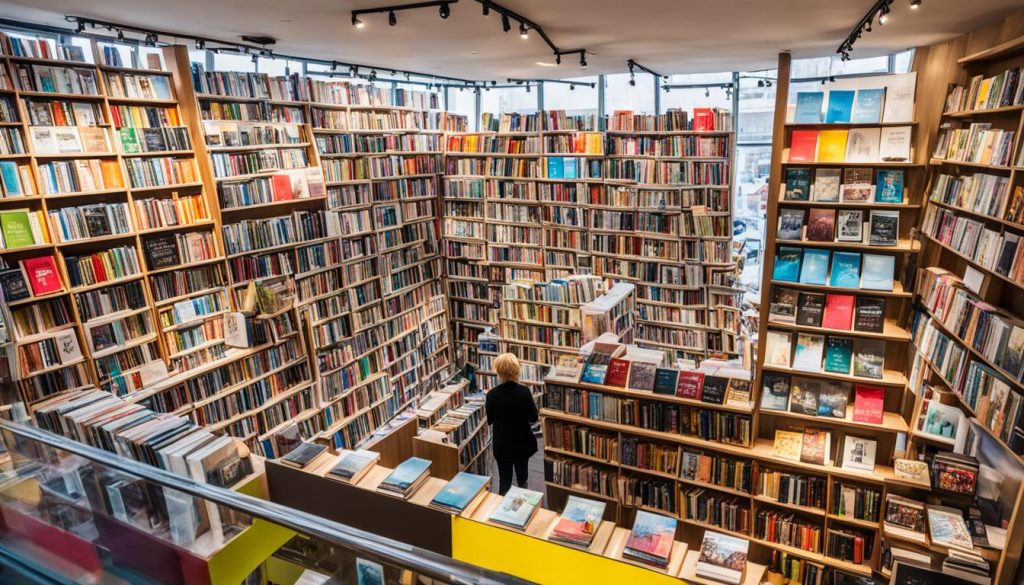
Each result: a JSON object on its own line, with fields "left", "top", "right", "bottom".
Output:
{"left": 501, "top": 14, "right": 511, "bottom": 32}
{"left": 251, "top": 53, "right": 258, "bottom": 64}
{"left": 878, "top": 6, "right": 889, "bottom": 24}
{"left": 757, "top": 79, "right": 764, "bottom": 88}
{"left": 349, "top": 65, "right": 358, "bottom": 77}
{"left": 569, "top": 83, "right": 575, "bottom": 91}
{"left": 909, "top": 0, "right": 921, "bottom": 8}
{"left": 519, "top": 22, "right": 528, "bottom": 39}
{"left": 525, "top": 84, "right": 531, "bottom": 93}
{"left": 628, "top": 74, "right": 636, "bottom": 87}
{"left": 145, "top": 33, "right": 158, "bottom": 46}
{"left": 555, "top": 53, "right": 561, "bottom": 65}
{"left": 74, "top": 19, "right": 85, "bottom": 34}
{"left": 331, "top": 61, "right": 338, "bottom": 71}
{"left": 195, "top": 39, "right": 205, "bottom": 50}
{"left": 117, "top": 29, "right": 125, "bottom": 41}
{"left": 705, "top": 88, "right": 710, "bottom": 98}
{"left": 389, "top": 11, "right": 397, "bottom": 25}
{"left": 866, "top": 20, "right": 872, "bottom": 32}
{"left": 482, "top": 4, "right": 489, "bottom": 15}
{"left": 829, "top": 75, "right": 836, "bottom": 82}
{"left": 439, "top": 2, "right": 450, "bottom": 18}
{"left": 580, "top": 54, "right": 587, "bottom": 68}
{"left": 821, "top": 78, "right": 827, "bottom": 85}
{"left": 352, "top": 14, "right": 364, "bottom": 28}
{"left": 663, "top": 85, "right": 670, "bottom": 93}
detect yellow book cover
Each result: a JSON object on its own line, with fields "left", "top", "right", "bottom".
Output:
{"left": 974, "top": 79, "right": 992, "bottom": 110}
{"left": 772, "top": 430, "right": 804, "bottom": 462}
{"left": 817, "top": 130, "right": 849, "bottom": 163}
{"left": 586, "top": 133, "right": 603, "bottom": 154}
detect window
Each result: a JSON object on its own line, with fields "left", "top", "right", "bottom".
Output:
{"left": 660, "top": 86, "right": 731, "bottom": 115}
{"left": 733, "top": 145, "right": 771, "bottom": 289}
{"left": 737, "top": 73, "right": 775, "bottom": 143}
{"left": 893, "top": 49, "right": 915, "bottom": 73}
{"left": 479, "top": 86, "right": 538, "bottom": 117}
{"left": 447, "top": 87, "right": 477, "bottom": 129}
{"left": 604, "top": 73, "right": 654, "bottom": 114}
{"left": 213, "top": 52, "right": 255, "bottom": 73}
{"left": 189, "top": 49, "right": 208, "bottom": 65}
{"left": 138, "top": 47, "right": 167, "bottom": 71}
{"left": 257, "top": 57, "right": 303, "bottom": 77}
{"left": 543, "top": 76, "right": 598, "bottom": 117}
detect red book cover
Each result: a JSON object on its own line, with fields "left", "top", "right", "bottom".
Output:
{"left": 789, "top": 130, "right": 820, "bottom": 162}
{"left": 822, "top": 294, "right": 855, "bottom": 330}
{"left": 692, "top": 108, "right": 714, "bottom": 131}
{"left": 853, "top": 536, "right": 864, "bottom": 564}
{"left": 604, "top": 358, "right": 630, "bottom": 387}
{"left": 272, "top": 174, "right": 294, "bottom": 201}
{"left": 21, "top": 256, "right": 64, "bottom": 296}
{"left": 852, "top": 385, "right": 885, "bottom": 424}
{"left": 676, "top": 371, "right": 704, "bottom": 399}
{"left": 90, "top": 255, "right": 107, "bottom": 282}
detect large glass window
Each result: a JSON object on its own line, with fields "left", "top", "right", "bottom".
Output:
{"left": 543, "top": 76, "right": 598, "bottom": 116}
{"left": 660, "top": 86, "right": 731, "bottom": 115}
{"left": 257, "top": 57, "right": 303, "bottom": 77}
{"left": 448, "top": 87, "right": 477, "bottom": 129}
{"left": 213, "top": 51, "right": 255, "bottom": 72}
{"left": 604, "top": 73, "right": 655, "bottom": 114}
{"left": 479, "top": 86, "right": 538, "bottom": 117}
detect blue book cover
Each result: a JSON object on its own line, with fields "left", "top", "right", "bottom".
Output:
{"left": 799, "top": 249, "right": 831, "bottom": 285}
{"left": 829, "top": 252, "right": 863, "bottom": 288}
{"left": 0, "top": 161, "right": 20, "bottom": 195}
{"left": 380, "top": 457, "right": 431, "bottom": 492}
{"left": 875, "top": 170, "right": 904, "bottom": 204}
{"left": 547, "top": 157, "right": 564, "bottom": 179}
{"left": 794, "top": 92, "right": 825, "bottom": 123}
{"left": 825, "top": 91, "right": 856, "bottom": 124}
{"left": 430, "top": 472, "right": 490, "bottom": 512}
{"left": 860, "top": 253, "right": 895, "bottom": 291}
{"left": 581, "top": 363, "right": 608, "bottom": 384}
{"left": 773, "top": 247, "right": 803, "bottom": 282}
{"left": 852, "top": 88, "right": 886, "bottom": 124}
{"left": 564, "top": 157, "right": 578, "bottom": 179}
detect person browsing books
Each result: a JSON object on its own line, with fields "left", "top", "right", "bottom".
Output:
{"left": 486, "top": 353, "right": 539, "bottom": 495}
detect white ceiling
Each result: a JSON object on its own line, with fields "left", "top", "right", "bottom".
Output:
{"left": 0, "top": 0, "right": 1020, "bottom": 80}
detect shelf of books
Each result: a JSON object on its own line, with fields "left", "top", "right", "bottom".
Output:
{"left": 602, "top": 108, "right": 734, "bottom": 368}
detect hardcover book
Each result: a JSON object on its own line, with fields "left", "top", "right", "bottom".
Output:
{"left": 769, "top": 287, "right": 798, "bottom": 324}
{"left": 0, "top": 210, "right": 36, "bottom": 248}
{"left": 764, "top": 330, "right": 793, "bottom": 367}
{"left": 800, "top": 428, "right": 830, "bottom": 466}
{"left": 822, "top": 294, "right": 855, "bottom": 330}
{"left": 818, "top": 381, "right": 851, "bottom": 418}
{"left": 817, "top": 130, "right": 849, "bottom": 163}
{"left": 823, "top": 337, "right": 854, "bottom": 376}
{"left": 811, "top": 168, "right": 841, "bottom": 202}
{"left": 488, "top": 486, "right": 543, "bottom": 530}
{"left": 859, "top": 254, "right": 895, "bottom": 291}
{"left": 0, "top": 266, "right": 30, "bottom": 301}
{"left": 806, "top": 208, "right": 836, "bottom": 242}
{"left": 852, "top": 339, "right": 886, "bottom": 380}
{"left": 627, "top": 362, "right": 658, "bottom": 392}
{"left": 143, "top": 234, "right": 181, "bottom": 270}
{"left": 879, "top": 126, "right": 912, "bottom": 162}
{"left": 676, "top": 371, "right": 704, "bottom": 400}
{"left": 772, "top": 430, "right": 804, "bottom": 461}
{"left": 854, "top": 297, "right": 885, "bottom": 333}
{"left": 839, "top": 183, "right": 874, "bottom": 204}
{"left": 580, "top": 363, "right": 608, "bottom": 385}
{"left": 794, "top": 92, "right": 825, "bottom": 123}
{"left": 852, "top": 385, "right": 885, "bottom": 424}
{"left": 280, "top": 442, "right": 327, "bottom": 469}
{"left": 695, "top": 530, "right": 750, "bottom": 585}
{"left": 829, "top": 252, "right": 862, "bottom": 289}
{"left": 875, "top": 170, "right": 904, "bottom": 204}
{"left": 604, "top": 358, "right": 631, "bottom": 387}
{"left": 430, "top": 472, "right": 490, "bottom": 514}
{"left": 845, "top": 127, "right": 881, "bottom": 163}
{"left": 841, "top": 435, "right": 877, "bottom": 472}
{"left": 836, "top": 209, "right": 865, "bottom": 242}
{"left": 778, "top": 208, "right": 806, "bottom": 241}
{"left": 549, "top": 496, "right": 607, "bottom": 548}
{"left": 789, "top": 378, "right": 821, "bottom": 415}
{"left": 868, "top": 210, "right": 899, "bottom": 246}
{"left": 825, "top": 90, "right": 856, "bottom": 124}
{"left": 793, "top": 333, "right": 825, "bottom": 371}
{"left": 772, "top": 247, "right": 803, "bottom": 282}
{"left": 379, "top": 457, "right": 432, "bottom": 498}
{"left": 652, "top": 368, "right": 679, "bottom": 395}
{"left": 884, "top": 494, "right": 926, "bottom": 534}
{"left": 760, "top": 373, "right": 791, "bottom": 411}
{"left": 795, "top": 292, "right": 825, "bottom": 327}
{"left": 788, "top": 132, "right": 819, "bottom": 163}
{"left": 784, "top": 167, "right": 812, "bottom": 201}
{"left": 928, "top": 506, "right": 975, "bottom": 550}
{"left": 852, "top": 88, "right": 886, "bottom": 124}
{"left": 700, "top": 376, "right": 728, "bottom": 405}
{"left": 22, "top": 256, "right": 63, "bottom": 296}
{"left": 724, "top": 379, "right": 752, "bottom": 407}
{"left": 799, "top": 249, "right": 830, "bottom": 285}
{"left": 328, "top": 449, "right": 380, "bottom": 484}
{"left": 893, "top": 459, "right": 931, "bottom": 487}
{"left": 623, "top": 510, "right": 677, "bottom": 568}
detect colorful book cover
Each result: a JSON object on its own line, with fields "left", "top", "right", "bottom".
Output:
{"left": 860, "top": 254, "right": 895, "bottom": 291}
{"left": 564, "top": 157, "right": 578, "bottom": 179}
{"left": 852, "top": 88, "right": 886, "bottom": 124}
{"left": 772, "top": 246, "right": 803, "bottom": 282}
{"left": 604, "top": 358, "right": 631, "bottom": 387}
{"left": 118, "top": 127, "right": 141, "bottom": 154}
{"left": 430, "top": 472, "right": 489, "bottom": 512}
{"left": 550, "top": 496, "right": 606, "bottom": 547}
{"left": 760, "top": 373, "right": 792, "bottom": 411}
{"left": 695, "top": 530, "right": 749, "bottom": 584}
{"left": 869, "top": 210, "right": 900, "bottom": 246}
{"left": 792, "top": 333, "right": 825, "bottom": 372}
{"left": 823, "top": 337, "right": 854, "bottom": 376}
{"left": 799, "top": 249, "right": 831, "bottom": 285}
{"left": 0, "top": 161, "right": 23, "bottom": 195}
{"left": 818, "top": 381, "right": 850, "bottom": 417}
{"left": 825, "top": 90, "right": 856, "bottom": 123}
{"left": 488, "top": 486, "right": 543, "bottom": 530}
{"left": 700, "top": 376, "right": 728, "bottom": 405}
{"left": 800, "top": 428, "right": 830, "bottom": 466}
{"left": 652, "top": 368, "right": 679, "bottom": 395}
{"left": 328, "top": 449, "right": 380, "bottom": 482}
{"left": 380, "top": 457, "right": 431, "bottom": 493}
{"left": 623, "top": 510, "right": 677, "bottom": 567}
{"left": 816, "top": 130, "right": 849, "bottom": 163}
{"left": 580, "top": 363, "right": 608, "bottom": 385}
{"left": 811, "top": 168, "right": 841, "bottom": 202}
{"left": 356, "top": 558, "right": 384, "bottom": 585}
{"left": 769, "top": 287, "right": 798, "bottom": 324}
{"left": 841, "top": 435, "right": 877, "bottom": 472}
{"left": 0, "top": 210, "right": 37, "bottom": 248}
{"left": 788, "top": 131, "right": 819, "bottom": 163}
{"left": 852, "top": 385, "right": 885, "bottom": 424}
{"left": 829, "top": 252, "right": 862, "bottom": 288}
{"left": 875, "top": 170, "right": 904, "bottom": 204}
{"left": 772, "top": 430, "right": 804, "bottom": 461}
{"left": 806, "top": 208, "right": 836, "bottom": 242}
{"left": 778, "top": 208, "right": 806, "bottom": 241}
{"left": 784, "top": 167, "right": 812, "bottom": 201}
{"left": 547, "top": 157, "right": 565, "bottom": 179}
{"left": 794, "top": 92, "right": 825, "bottom": 123}
{"left": 0, "top": 267, "right": 30, "bottom": 302}
{"left": 822, "top": 294, "right": 855, "bottom": 330}
{"left": 21, "top": 256, "right": 63, "bottom": 296}
{"left": 627, "top": 362, "right": 657, "bottom": 392}
{"left": 789, "top": 378, "right": 821, "bottom": 415}
{"left": 676, "top": 371, "right": 705, "bottom": 400}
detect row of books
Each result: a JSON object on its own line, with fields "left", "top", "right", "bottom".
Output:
{"left": 760, "top": 373, "right": 885, "bottom": 424}
{"left": 932, "top": 123, "right": 1016, "bottom": 167}
{"left": 784, "top": 167, "right": 905, "bottom": 204}
{"left": 792, "top": 88, "right": 905, "bottom": 125}
{"left": 788, "top": 127, "right": 912, "bottom": 164}
{"left": 764, "top": 329, "right": 886, "bottom": 381}
{"left": 943, "top": 67, "right": 1024, "bottom": 113}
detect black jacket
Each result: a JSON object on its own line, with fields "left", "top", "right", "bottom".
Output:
{"left": 485, "top": 381, "right": 539, "bottom": 461}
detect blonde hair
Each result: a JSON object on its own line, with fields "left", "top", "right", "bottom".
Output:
{"left": 494, "top": 353, "right": 521, "bottom": 383}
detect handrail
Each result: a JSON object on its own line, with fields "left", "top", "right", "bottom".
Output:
{"left": 0, "top": 419, "right": 531, "bottom": 585}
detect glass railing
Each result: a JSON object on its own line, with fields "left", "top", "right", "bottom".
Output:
{"left": 0, "top": 419, "right": 530, "bottom": 585}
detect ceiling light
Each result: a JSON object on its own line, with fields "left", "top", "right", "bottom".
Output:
{"left": 501, "top": 14, "right": 511, "bottom": 33}
{"left": 555, "top": 53, "right": 561, "bottom": 65}
{"left": 482, "top": 4, "right": 489, "bottom": 16}
{"left": 195, "top": 39, "right": 205, "bottom": 50}
{"left": 910, "top": 0, "right": 921, "bottom": 8}
{"left": 352, "top": 14, "right": 364, "bottom": 28}
{"left": 389, "top": 11, "right": 397, "bottom": 26}
{"left": 525, "top": 84, "right": 531, "bottom": 93}
{"left": 117, "top": 29, "right": 125, "bottom": 41}
{"left": 439, "top": 2, "right": 450, "bottom": 18}
{"left": 628, "top": 74, "right": 636, "bottom": 87}
{"left": 878, "top": 9, "right": 888, "bottom": 24}
{"left": 580, "top": 54, "right": 587, "bottom": 68}
{"left": 349, "top": 65, "right": 358, "bottom": 77}
{"left": 757, "top": 79, "right": 764, "bottom": 88}
{"left": 519, "top": 22, "right": 528, "bottom": 39}
{"left": 74, "top": 20, "right": 85, "bottom": 34}
{"left": 535, "top": 61, "right": 557, "bottom": 67}
{"left": 705, "top": 88, "right": 710, "bottom": 97}
{"left": 569, "top": 84, "right": 575, "bottom": 91}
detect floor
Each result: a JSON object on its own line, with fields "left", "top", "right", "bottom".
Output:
{"left": 488, "top": 443, "right": 546, "bottom": 495}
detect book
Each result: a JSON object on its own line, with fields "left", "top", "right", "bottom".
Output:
{"left": 817, "top": 130, "right": 849, "bottom": 163}
{"left": 789, "top": 378, "right": 821, "bottom": 415}
{"left": 840, "top": 435, "right": 877, "bottom": 472}
{"left": 928, "top": 506, "right": 974, "bottom": 550}
{"left": 852, "top": 339, "right": 885, "bottom": 379}
{"left": 852, "top": 385, "right": 884, "bottom": 424}
{"left": 818, "top": 381, "right": 850, "bottom": 417}
{"left": 825, "top": 90, "right": 856, "bottom": 124}
{"left": 811, "top": 168, "right": 841, "bottom": 202}
{"left": 883, "top": 494, "right": 928, "bottom": 538}
{"left": 760, "top": 373, "right": 791, "bottom": 411}
{"left": 652, "top": 368, "right": 679, "bottom": 395}
{"left": 840, "top": 184, "right": 874, "bottom": 205}
{"left": 0, "top": 210, "right": 37, "bottom": 248}
{"left": 627, "top": 361, "right": 657, "bottom": 392}
{"left": 845, "top": 128, "right": 881, "bottom": 163}
{"left": 695, "top": 530, "right": 750, "bottom": 585}
{"left": 772, "top": 430, "right": 804, "bottom": 461}
{"left": 280, "top": 442, "right": 327, "bottom": 469}
{"left": 836, "top": 210, "right": 864, "bottom": 242}
{"left": 725, "top": 379, "right": 752, "bottom": 407}
{"left": 378, "top": 457, "right": 431, "bottom": 498}
{"left": 859, "top": 254, "right": 895, "bottom": 291}
{"left": 794, "top": 92, "right": 825, "bottom": 123}
{"left": 764, "top": 330, "right": 793, "bottom": 367}
{"left": 920, "top": 400, "right": 965, "bottom": 442}
{"left": 356, "top": 558, "right": 384, "bottom": 585}
{"left": 550, "top": 354, "right": 584, "bottom": 382}
{"left": 604, "top": 358, "right": 631, "bottom": 387}
{"left": 430, "top": 472, "right": 489, "bottom": 514}
{"left": 824, "top": 337, "right": 854, "bottom": 375}
{"left": 879, "top": 126, "right": 912, "bottom": 162}
{"left": 784, "top": 167, "right": 812, "bottom": 201}
{"left": 806, "top": 208, "right": 835, "bottom": 242}
{"left": 549, "top": 495, "right": 606, "bottom": 548}
{"left": 21, "top": 256, "right": 63, "bottom": 296}
{"left": 773, "top": 247, "right": 803, "bottom": 282}
{"left": 0, "top": 266, "right": 30, "bottom": 301}
{"left": 795, "top": 292, "right": 825, "bottom": 327}
{"left": 778, "top": 208, "right": 806, "bottom": 241}
{"left": 852, "top": 88, "right": 886, "bottom": 124}
{"left": 327, "top": 449, "right": 380, "bottom": 484}
{"left": 676, "top": 371, "right": 704, "bottom": 400}
{"left": 769, "top": 287, "right": 798, "bottom": 324}
{"left": 488, "top": 486, "right": 543, "bottom": 530}
{"left": 623, "top": 510, "right": 677, "bottom": 568}
{"left": 829, "top": 252, "right": 862, "bottom": 289}
{"left": 822, "top": 294, "right": 855, "bottom": 330}
{"left": 868, "top": 210, "right": 899, "bottom": 246}
{"left": 882, "top": 72, "right": 916, "bottom": 123}
{"left": 800, "top": 428, "right": 830, "bottom": 465}
{"left": 789, "top": 132, "right": 819, "bottom": 163}
{"left": 580, "top": 362, "right": 608, "bottom": 385}
{"left": 143, "top": 234, "right": 181, "bottom": 270}
{"left": 793, "top": 333, "right": 825, "bottom": 371}
{"left": 893, "top": 459, "right": 931, "bottom": 487}
{"left": 875, "top": 170, "right": 904, "bottom": 204}
{"left": 700, "top": 376, "right": 728, "bottom": 405}
{"left": 853, "top": 297, "right": 885, "bottom": 333}
{"left": 799, "top": 249, "right": 830, "bottom": 285}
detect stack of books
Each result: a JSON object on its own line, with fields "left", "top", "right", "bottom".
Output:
{"left": 378, "top": 457, "right": 432, "bottom": 499}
